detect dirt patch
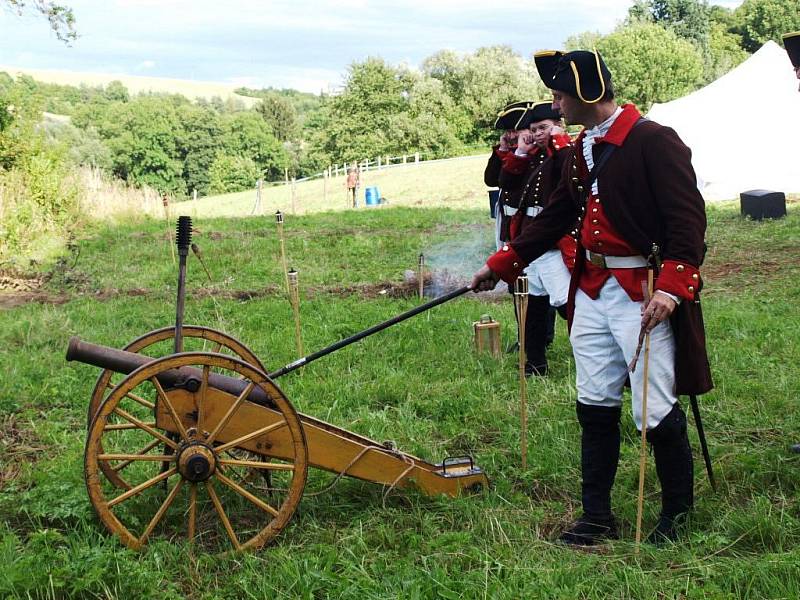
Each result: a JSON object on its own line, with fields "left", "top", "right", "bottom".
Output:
{"left": 0, "top": 414, "right": 44, "bottom": 489}
{"left": 702, "top": 246, "right": 798, "bottom": 293}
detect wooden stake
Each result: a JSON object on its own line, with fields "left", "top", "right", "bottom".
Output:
{"left": 417, "top": 253, "right": 425, "bottom": 300}
{"left": 275, "top": 211, "right": 289, "bottom": 294}
{"left": 288, "top": 269, "right": 304, "bottom": 357}
{"left": 514, "top": 276, "right": 529, "bottom": 471}
{"left": 162, "top": 193, "right": 175, "bottom": 265}
{"left": 635, "top": 269, "right": 655, "bottom": 553}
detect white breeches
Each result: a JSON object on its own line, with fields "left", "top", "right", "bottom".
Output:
{"left": 570, "top": 277, "right": 678, "bottom": 430}
{"left": 524, "top": 249, "right": 571, "bottom": 305}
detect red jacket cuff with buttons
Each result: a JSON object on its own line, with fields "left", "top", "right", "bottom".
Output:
{"left": 487, "top": 244, "right": 526, "bottom": 283}
{"left": 549, "top": 133, "right": 572, "bottom": 154}
{"left": 656, "top": 260, "right": 701, "bottom": 301}
{"left": 501, "top": 152, "right": 530, "bottom": 175}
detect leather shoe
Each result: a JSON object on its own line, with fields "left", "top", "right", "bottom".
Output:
{"left": 646, "top": 513, "right": 688, "bottom": 546}
{"left": 558, "top": 515, "right": 618, "bottom": 546}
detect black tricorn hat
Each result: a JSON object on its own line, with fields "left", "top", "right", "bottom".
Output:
{"left": 534, "top": 49, "right": 612, "bottom": 104}
{"left": 494, "top": 100, "right": 533, "bottom": 130}
{"left": 516, "top": 101, "right": 561, "bottom": 129}
{"left": 784, "top": 31, "right": 800, "bottom": 69}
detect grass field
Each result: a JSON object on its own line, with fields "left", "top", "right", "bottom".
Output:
{"left": 179, "top": 155, "right": 489, "bottom": 219}
{"left": 1, "top": 203, "right": 800, "bottom": 599}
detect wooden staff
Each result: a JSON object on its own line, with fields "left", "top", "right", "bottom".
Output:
{"left": 162, "top": 193, "right": 175, "bottom": 265}
{"left": 514, "top": 276, "right": 529, "bottom": 471}
{"left": 635, "top": 269, "right": 655, "bottom": 552}
{"left": 288, "top": 268, "right": 304, "bottom": 357}
{"left": 275, "top": 211, "right": 289, "bottom": 294}
{"left": 417, "top": 253, "right": 425, "bottom": 300}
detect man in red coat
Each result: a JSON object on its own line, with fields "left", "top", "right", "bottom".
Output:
{"left": 501, "top": 102, "right": 575, "bottom": 375}
{"left": 472, "top": 49, "right": 712, "bottom": 546}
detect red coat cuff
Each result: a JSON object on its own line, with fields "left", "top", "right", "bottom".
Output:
{"left": 549, "top": 133, "right": 572, "bottom": 153}
{"left": 656, "top": 260, "right": 701, "bottom": 301}
{"left": 501, "top": 152, "right": 530, "bottom": 175}
{"left": 494, "top": 148, "right": 510, "bottom": 159}
{"left": 487, "top": 244, "right": 526, "bottom": 283}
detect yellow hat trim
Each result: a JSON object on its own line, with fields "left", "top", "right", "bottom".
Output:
{"left": 570, "top": 49, "right": 605, "bottom": 104}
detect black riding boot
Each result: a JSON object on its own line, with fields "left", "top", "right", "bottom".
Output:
{"left": 646, "top": 403, "right": 694, "bottom": 545}
{"left": 524, "top": 295, "right": 552, "bottom": 376}
{"left": 559, "top": 402, "right": 621, "bottom": 546}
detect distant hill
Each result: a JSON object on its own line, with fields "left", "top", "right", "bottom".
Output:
{"left": 0, "top": 65, "right": 260, "bottom": 108}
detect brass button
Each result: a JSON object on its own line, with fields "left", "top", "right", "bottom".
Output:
{"left": 513, "top": 262, "right": 519, "bottom": 268}
{"left": 594, "top": 198, "right": 600, "bottom": 203}
{"left": 676, "top": 265, "right": 685, "bottom": 272}
{"left": 592, "top": 208, "right": 598, "bottom": 213}
{"left": 597, "top": 241, "right": 603, "bottom": 247}
{"left": 692, "top": 273, "right": 699, "bottom": 280}
{"left": 660, "top": 263, "right": 665, "bottom": 268}
{"left": 572, "top": 177, "right": 579, "bottom": 183}
{"left": 577, "top": 186, "right": 584, "bottom": 192}
{"left": 592, "top": 219, "right": 599, "bottom": 225}
{"left": 502, "top": 245, "right": 509, "bottom": 252}
{"left": 688, "top": 285, "right": 694, "bottom": 293}
{"left": 593, "top": 230, "right": 600, "bottom": 235}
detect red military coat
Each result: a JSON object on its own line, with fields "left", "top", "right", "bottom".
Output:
{"left": 487, "top": 105, "right": 713, "bottom": 395}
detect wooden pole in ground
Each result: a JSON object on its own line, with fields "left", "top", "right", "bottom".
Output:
{"left": 275, "top": 210, "right": 289, "bottom": 294}
{"left": 514, "top": 276, "right": 529, "bottom": 471}
{"left": 288, "top": 268, "right": 304, "bottom": 357}
{"left": 417, "top": 253, "right": 425, "bottom": 300}
{"left": 162, "top": 193, "right": 175, "bottom": 265}
{"left": 635, "top": 269, "right": 655, "bottom": 553}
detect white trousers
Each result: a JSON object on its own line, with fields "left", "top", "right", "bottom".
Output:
{"left": 570, "top": 277, "right": 677, "bottom": 430}
{"left": 524, "top": 249, "right": 571, "bottom": 306}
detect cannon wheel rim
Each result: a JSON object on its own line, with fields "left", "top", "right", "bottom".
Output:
{"left": 84, "top": 351, "right": 308, "bottom": 553}
{"left": 88, "top": 326, "right": 266, "bottom": 490}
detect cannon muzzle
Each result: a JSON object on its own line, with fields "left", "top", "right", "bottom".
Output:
{"left": 66, "top": 337, "right": 274, "bottom": 406}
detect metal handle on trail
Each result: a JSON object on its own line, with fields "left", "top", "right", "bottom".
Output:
{"left": 268, "top": 285, "right": 472, "bottom": 379}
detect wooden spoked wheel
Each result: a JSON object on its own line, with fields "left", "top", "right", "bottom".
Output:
{"left": 87, "top": 326, "right": 266, "bottom": 490}
{"left": 85, "top": 352, "right": 308, "bottom": 552}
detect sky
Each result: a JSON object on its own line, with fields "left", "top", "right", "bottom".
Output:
{"left": 0, "top": 0, "right": 744, "bottom": 93}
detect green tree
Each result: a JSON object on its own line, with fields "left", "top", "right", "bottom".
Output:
{"left": 207, "top": 154, "right": 259, "bottom": 194}
{"left": 93, "top": 96, "right": 185, "bottom": 194}
{"left": 220, "top": 111, "right": 288, "bottom": 180}
{"left": 597, "top": 22, "right": 704, "bottom": 110}
{"left": 104, "top": 80, "right": 129, "bottom": 103}
{"left": 320, "top": 57, "right": 411, "bottom": 162}
{"left": 731, "top": 0, "right": 800, "bottom": 52}
{"left": 705, "top": 22, "right": 749, "bottom": 82}
{"left": 256, "top": 94, "right": 298, "bottom": 142}
{"left": 628, "top": 0, "right": 713, "bottom": 51}
{"left": 174, "top": 103, "right": 222, "bottom": 195}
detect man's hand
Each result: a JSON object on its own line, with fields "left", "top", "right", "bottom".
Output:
{"left": 640, "top": 291, "right": 677, "bottom": 332}
{"left": 498, "top": 131, "right": 517, "bottom": 152}
{"left": 516, "top": 132, "right": 536, "bottom": 154}
{"left": 471, "top": 264, "right": 500, "bottom": 292}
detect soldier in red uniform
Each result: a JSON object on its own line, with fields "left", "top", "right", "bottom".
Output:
{"left": 484, "top": 101, "right": 531, "bottom": 249}
{"left": 472, "top": 49, "right": 712, "bottom": 546}
{"left": 500, "top": 102, "right": 575, "bottom": 375}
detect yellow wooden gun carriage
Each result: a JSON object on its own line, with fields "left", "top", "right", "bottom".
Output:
{"left": 68, "top": 218, "right": 488, "bottom": 552}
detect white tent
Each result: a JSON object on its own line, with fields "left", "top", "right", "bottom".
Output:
{"left": 647, "top": 41, "right": 800, "bottom": 201}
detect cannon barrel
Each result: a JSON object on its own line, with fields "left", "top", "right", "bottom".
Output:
{"left": 66, "top": 337, "right": 273, "bottom": 406}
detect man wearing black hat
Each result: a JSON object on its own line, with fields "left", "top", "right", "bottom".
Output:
{"left": 503, "top": 102, "right": 575, "bottom": 375}
{"left": 783, "top": 31, "right": 800, "bottom": 92}
{"left": 471, "top": 49, "right": 712, "bottom": 546}
{"left": 485, "top": 101, "right": 530, "bottom": 249}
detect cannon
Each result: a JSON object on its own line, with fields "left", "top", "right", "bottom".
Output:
{"left": 69, "top": 217, "right": 488, "bottom": 552}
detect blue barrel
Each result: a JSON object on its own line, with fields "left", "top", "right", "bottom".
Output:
{"left": 365, "top": 186, "right": 381, "bottom": 206}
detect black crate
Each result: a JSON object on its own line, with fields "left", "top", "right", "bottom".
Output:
{"left": 740, "top": 189, "right": 786, "bottom": 220}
